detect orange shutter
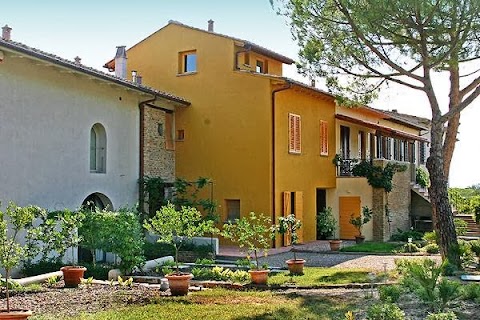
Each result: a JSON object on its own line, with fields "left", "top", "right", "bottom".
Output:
{"left": 320, "top": 120, "right": 328, "bottom": 156}
{"left": 165, "top": 113, "right": 174, "bottom": 151}
{"left": 288, "top": 113, "right": 301, "bottom": 154}
{"left": 283, "top": 191, "right": 292, "bottom": 246}
{"left": 294, "top": 191, "right": 304, "bottom": 243}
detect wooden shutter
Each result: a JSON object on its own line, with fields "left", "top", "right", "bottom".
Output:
{"left": 320, "top": 120, "right": 328, "bottom": 156}
{"left": 283, "top": 191, "right": 292, "bottom": 245}
{"left": 165, "top": 112, "right": 174, "bottom": 151}
{"left": 294, "top": 191, "right": 304, "bottom": 243}
{"left": 288, "top": 113, "right": 301, "bottom": 154}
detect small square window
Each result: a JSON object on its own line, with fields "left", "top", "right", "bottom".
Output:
{"left": 226, "top": 199, "right": 240, "bottom": 221}
{"left": 177, "top": 129, "right": 185, "bottom": 141}
{"left": 179, "top": 51, "right": 197, "bottom": 74}
{"left": 256, "top": 60, "right": 264, "bottom": 73}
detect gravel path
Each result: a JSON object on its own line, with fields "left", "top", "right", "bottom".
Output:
{"left": 259, "top": 251, "right": 442, "bottom": 271}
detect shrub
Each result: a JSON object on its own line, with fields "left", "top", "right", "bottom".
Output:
{"left": 366, "top": 303, "right": 405, "bottom": 320}
{"left": 437, "top": 279, "right": 460, "bottom": 310}
{"left": 316, "top": 207, "right": 336, "bottom": 239}
{"left": 423, "top": 231, "right": 439, "bottom": 244}
{"left": 469, "top": 239, "right": 480, "bottom": 258}
{"left": 143, "top": 242, "right": 175, "bottom": 261}
{"left": 425, "top": 312, "right": 458, "bottom": 320}
{"left": 391, "top": 228, "right": 424, "bottom": 242}
{"left": 22, "top": 260, "right": 64, "bottom": 277}
{"left": 191, "top": 266, "right": 249, "bottom": 283}
{"left": 401, "top": 242, "right": 420, "bottom": 253}
{"left": 416, "top": 167, "right": 430, "bottom": 188}
{"left": 423, "top": 243, "right": 440, "bottom": 254}
{"left": 379, "top": 284, "right": 403, "bottom": 303}
{"left": 195, "top": 258, "right": 215, "bottom": 265}
{"left": 461, "top": 283, "right": 480, "bottom": 302}
{"left": 82, "top": 262, "right": 113, "bottom": 280}
{"left": 453, "top": 218, "right": 468, "bottom": 236}
{"left": 457, "top": 239, "right": 476, "bottom": 268}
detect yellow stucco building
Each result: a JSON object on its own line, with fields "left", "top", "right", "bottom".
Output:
{"left": 105, "top": 20, "right": 430, "bottom": 245}
{"left": 105, "top": 20, "right": 338, "bottom": 246}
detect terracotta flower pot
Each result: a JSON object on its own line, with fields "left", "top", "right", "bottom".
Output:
{"left": 0, "top": 309, "right": 32, "bottom": 320}
{"left": 249, "top": 269, "right": 269, "bottom": 285}
{"left": 61, "top": 266, "right": 87, "bottom": 288}
{"left": 286, "top": 259, "right": 306, "bottom": 275}
{"left": 165, "top": 273, "right": 193, "bottom": 296}
{"left": 355, "top": 235, "right": 365, "bottom": 244}
{"left": 329, "top": 239, "right": 342, "bottom": 251}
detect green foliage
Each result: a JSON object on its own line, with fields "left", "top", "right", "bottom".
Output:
{"left": 221, "top": 212, "right": 272, "bottom": 270}
{"left": 340, "top": 242, "right": 402, "bottom": 253}
{"left": 437, "top": 279, "right": 460, "bottom": 310}
{"left": 195, "top": 258, "right": 215, "bottom": 265}
{"left": 273, "top": 214, "right": 302, "bottom": 260}
{"left": 423, "top": 243, "right": 440, "bottom": 254}
{"left": 349, "top": 206, "right": 372, "bottom": 237}
{"left": 81, "top": 276, "right": 94, "bottom": 286}
{"left": 379, "top": 284, "right": 403, "bottom": 303}
{"left": 456, "top": 239, "right": 476, "bottom": 268}
{"left": 461, "top": 283, "right": 480, "bottom": 303}
{"left": 139, "top": 176, "right": 167, "bottom": 219}
{"left": 469, "top": 239, "right": 480, "bottom": 258}
{"left": 390, "top": 228, "right": 424, "bottom": 242}
{"left": 366, "top": 303, "right": 405, "bottom": 320}
{"left": 191, "top": 266, "right": 250, "bottom": 283}
{"left": 79, "top": 207, "right": 145, "bottom": 273}
{"left": 449, "top": 187, "right": 480, "bottom": 215}
{"left": 416, "top": 168, "right": 430, "bottom": 188}
{"left": 352, "top": 161, "right": 407, "bottom": 192}
{"left": 453, "top": 218, "right": 468, "bottom": 236}
{"left": 396, "top": 259, "right": 448, "bottom": 309}
{"left": 316, "top": 207, "right": 337, "bottom": 239}
{"left": 425, "top": 311, "right": 458, "bottom": 320}
{"left": 45, "top": 275, "right": 61, "bottom": 287}
{"left": 82, "top": 262, "right": 113, "bottom": 280}
{"left": 400, "top": 242, "right": 420, "bottom": 253}
{"left": 22, "top": 259, "right": 64, "bottom": 277}
{"left": 235, "top": 258, "right": 255, "bottom": 269}
{"left": 423, "top": 231, "right": 439, "bottom": 244}
{"left": 25, "top": 208, "right": 84, "bottom": 264}
{"left": 117, "top": 276, "right": 134, "bottom": 287}
{"left": 144, "top": 203, "right": 217, "bottom": 273}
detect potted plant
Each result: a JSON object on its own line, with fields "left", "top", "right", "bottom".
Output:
{"left": 317, "top": 207, "right": 336, "bottom": 240}
{"left": 222, "top": 212, "right": 272, "bottom": 285}
{"left": 274, "top": 214, "right": 305, "bottom": 274}
{"left": 144, "top": 203, "right": 216, "bottom": 296}
{"left": 0, "top": 202, "right": 42, "bottom": 319}
{"left": 349, "top": 206, "right": 373, "bottom": 244}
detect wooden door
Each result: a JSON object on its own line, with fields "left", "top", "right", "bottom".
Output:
{"left": 339, "top": 196, "right": 361, "bottom": 239}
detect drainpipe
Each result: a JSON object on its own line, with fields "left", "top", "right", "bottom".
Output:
{"left": 138, "top": 95, "right": 158, "bottom": 213}
{"left": 271, "top": 82, "right": 292, "bottom": 248}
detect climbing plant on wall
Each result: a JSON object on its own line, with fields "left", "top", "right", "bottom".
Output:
{"left": 352, "top": 161, "right": 407, "bottom": 193}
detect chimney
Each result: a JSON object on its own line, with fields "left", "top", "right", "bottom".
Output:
{"left": 131, "top": 70, "right": 137, "bottom": 83}
{"left": 74, "top": 56, "right": 82, "bottom": 65}
{"left": 310, "top": 78, "right": 316, "bottom": 87}
{"left": 136, "top": 75, "right": 142, "bottom": 85}
{"left": 208, "top": 19, "right": 214, "bottom": 32}
{"left": 392, "top": 109, "right": 398, "bottom": 113}
{"left": 2, "top": 25, "right": 12, "bottom": 41}
{"left": 114, "top": 46, "right": 127, "bottom": 79}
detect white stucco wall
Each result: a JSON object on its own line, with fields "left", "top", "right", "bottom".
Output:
{"left": 0, "top": 52, "right": 144, "bottom": 210}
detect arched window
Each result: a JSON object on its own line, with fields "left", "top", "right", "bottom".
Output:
{"left": 90, "top": 123, "right": 106, "bottom": 173}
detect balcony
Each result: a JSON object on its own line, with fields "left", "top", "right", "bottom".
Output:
{"left": 335, "top": 158, "right": 361, "bottom": 177}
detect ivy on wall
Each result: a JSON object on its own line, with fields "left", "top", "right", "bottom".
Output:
{"left": 352, "top": 160, "right": 407, "bottom": 192}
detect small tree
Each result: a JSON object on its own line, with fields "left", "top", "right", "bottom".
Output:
{"left": 144, "top": 203, "right": 216, "bottom": 273}
{"left": 222, "top": 212, "right": 272, "bottom": 270}
{"left": 0, "top": 202, "right": 41, "bottom": 312}
{"left": 350, "top": 206, "right": 373, "bottom": 237}
{"left": 274, "top": 214, "right": 302, "bottom": 260}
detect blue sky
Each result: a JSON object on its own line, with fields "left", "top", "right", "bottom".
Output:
{"left": 1, "top": 0, "right": 478, "bottom": 187}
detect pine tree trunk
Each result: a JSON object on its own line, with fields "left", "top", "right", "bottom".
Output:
{"left": 427, "top": 121, "right": 460, "bottom": 267}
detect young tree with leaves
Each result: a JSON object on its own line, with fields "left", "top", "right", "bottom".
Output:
{"left": 273, "top": 0, "right": 480, "bottom": 266}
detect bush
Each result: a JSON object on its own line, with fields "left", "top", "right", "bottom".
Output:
{"left": 437, "top": 279, "right": 460, "bottom": 310}
{"left": 143, "top": 242, "right": 175, "bottom": 260}
{"left": 461, "top": 283, "right": 480, "bottom": 302}
{"left": 22, "top": 260, "right": 64, "bottom": 277}
{"left": 425, "top": 312, "right": 458, "bottom": 320}
{"left": 457, "top": 239, "right": 476, "bottom": 268}
{"left": 416, "top": 167, "right": 430, "bottom": 188}
{"left": 423, "top": 231, "right": 438, "bottom": 244}
{"left": 191, "top": 266, "right": 249, "bottom": 283}
{"left": 317, "top": 207, "right": 336, "bottom": 239}
{"left": 379, "top": 284, "right": 403, "bottom": 303}
{"left": 82, "top": 262, "right": 113, "bottom": 280}
{"left": 391, "top": 228, "right": 424, "bottom": 242}
{"left": 454, "top": 218, "right": 468, "bottom": 236}
{"left": 366, "top": 303, "right": 405, "bottom": 320}
{"left": 401, "top": 242, "right": 420, "bottom": 253}
{"left": 469, "top": 239, "right": 480, "bottom": 258}
{"left": 423, "top": 243, "right": 440, "bottom": 254}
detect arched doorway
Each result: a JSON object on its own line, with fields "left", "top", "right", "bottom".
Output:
{"left": 79, "top": 193, "right": 113, "bottom": 263}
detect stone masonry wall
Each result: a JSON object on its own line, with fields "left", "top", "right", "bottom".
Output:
{"left": 371, "top": 160, "right": 412, "bottom": 241}
{"left": 143, "top": 107, "right": 175, "bottom": 182}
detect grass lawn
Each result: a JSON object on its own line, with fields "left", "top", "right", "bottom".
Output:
{"left": 340, "top": 242, "right": 403, "bottom": 253}
{"left": 63, "top": 289, "right": 360, "bottom": 320}
{"left": 268, "top": 267, "right": 383, "bottom": 286}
